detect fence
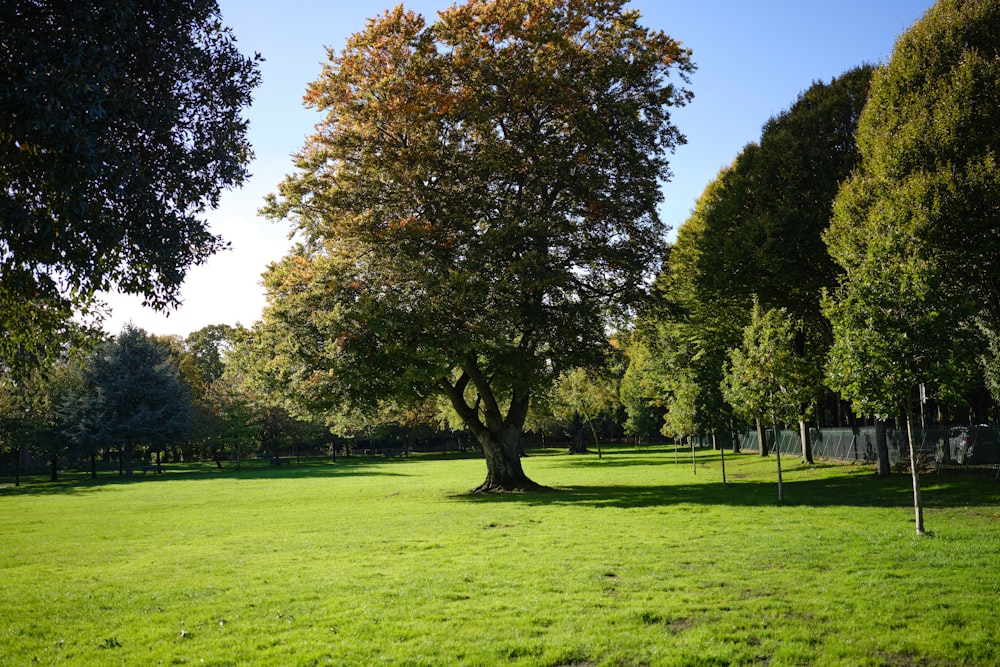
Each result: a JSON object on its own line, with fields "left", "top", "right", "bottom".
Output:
{"left": 731, "top": 425, "right": 1000, "bottom": 474}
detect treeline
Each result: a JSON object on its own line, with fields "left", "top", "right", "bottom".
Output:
{"left": 620, "top": 1, "right": 1000, "bottom": 476}
{"left": 6, "top": 1, "right": 1000, "bottom": 499}
{"left": 0, "top": 323, "right": 638, "bottom": 485}
{"left": 0, "top": 324, "right": 334, "bottom": 485}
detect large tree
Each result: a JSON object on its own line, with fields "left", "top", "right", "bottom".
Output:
{"left": 259, "top": 0, "right": 694, "bottom": 491}
{"left": 829, "top": 0, "right": 1000, "bottom": 404}
{"left": 0, "top": 365, "right": 63, "bottom": 485}
{"left": 0, "top": 1, "right": 261, "bottom": 366}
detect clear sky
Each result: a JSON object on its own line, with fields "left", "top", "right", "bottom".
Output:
{"left": 101, "top": 0, "right": 936, "bottom": 338}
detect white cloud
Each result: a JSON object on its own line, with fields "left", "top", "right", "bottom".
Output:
{"left": 101, "top": 212, "right": 293, "bottom": 338}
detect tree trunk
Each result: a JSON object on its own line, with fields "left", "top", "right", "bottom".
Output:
{"left": 799, "top": 419, "right": 814, "bottom": 465}
{"left": 90, "top": 452, "right": 97, "bottom": 480}
{"left": 587, "top": 419, "right": 602, "bottom": 459}
{"left": 756, "top": 418, "right": 768, "bottom": 456}
{"left": 124, "top": 443, "right": 134, "bottom": 477}
{"left": 904, "top": 398, "right": 925, "bottom": 536}
{"left": 568, "top": 412, "right": 587, "bottom": 454}
{"left": 719, "top": 432, "right": 727, "bottom": 486}
{"left": 772, "top": 415, "right": 784, "bottom": 502}
{"left": 50, "top": 452, "right": 58, "bottom": 482}
{"left": 875, "top": 418, "right": 891, "bottom": 476}
{"left": 473, "top": 423, "right": 543, "bottom": 493}
{"left": 14, "top": 442, "right": 22, "bottom": 487}
{"left": 441, "top": 368, "right": 544, "bottom": 492}
{"left": 690, "top": 435, "right": 696, "bottom": 475}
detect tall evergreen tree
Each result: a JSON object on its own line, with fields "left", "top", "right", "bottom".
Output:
{"left": 69, "top": 325, "right": 192, "bottom": 476}
{"left": 823, "top": 0, "right": 1000, "bottom": 535}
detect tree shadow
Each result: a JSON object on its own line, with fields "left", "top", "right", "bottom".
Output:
{"left": 451, "top": 472, "right": 1000, "bottom": 510}
{"left": 0, "top": 455, "right": 416, "bottom": 497}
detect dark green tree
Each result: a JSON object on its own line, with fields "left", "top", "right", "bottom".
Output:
{"left": 186, "top": 325, "right": 240, "bottom": 391}
{"left": 633, "top": 193, "right": 739, "bottom": 450}
{"left": 0, "top": 1, "right": 261, "bottom": 367}
{"left": 182, "top": 325, "right": 242, "bottom": 463}
{"left": 70, "top": 325, "right": 192, "bottom": 476}
{"left": 259, "top": 0, "right": 694, "bottom": 491}
{"left": 633, "top": 67, "right": 873, "bottom": 450}
{"left": 0, "top": 366, "right": 62, "bottom": 485}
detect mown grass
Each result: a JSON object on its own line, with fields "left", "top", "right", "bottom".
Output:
{"left": 2, "top": 446, "right": 999, "bottom": 666}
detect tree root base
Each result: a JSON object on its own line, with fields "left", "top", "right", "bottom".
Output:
{"left": 470, "top": 480, "right": 551, "bottom": 494}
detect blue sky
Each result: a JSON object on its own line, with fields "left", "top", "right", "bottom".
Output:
{"left": 103, "top": 0, "right": 936, "bottom": 337}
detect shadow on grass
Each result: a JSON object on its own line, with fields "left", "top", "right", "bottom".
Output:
{"left": 453, "top": 478, "right": 1000, "bottom": 510}
{"left": 0, "top": 454, "right": 430, "bottom": 496}
{"left": 455, "top": 452, "right": 1000, "bottom": 511}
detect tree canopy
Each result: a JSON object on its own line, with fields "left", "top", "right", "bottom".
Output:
{"left": 629, "top": 67, "right": 871, "bottom": 441}
{"left": 820, "top": 0, "right": 1000, "bottom": 533}
{"left": 823, "top": 0, "right": 992, "bottom": 418}
{"left": 62, "top": 325, "right": 192, "bottom": 476}
{"left": 258, "top": 0, "right": 694, "bottom": 490}
{"left": 0, "top": 1, "right": 261, "bottom": 366}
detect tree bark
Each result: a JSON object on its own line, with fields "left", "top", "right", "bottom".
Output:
{"left": 473, "top": 423, "right": 542, "bottom": 492}
{"left": 124, "top": 443, "right": 134, "bottom": 477}
{"left": 756, "top": 418, "right": 768, "bottom": 456}
{"left": 904, "top": 398, "right": 925, "bottom": 535}
{"left": 719, "top": 431, "right": 727, "bottom": 486}
{"left": 441, "top": 367, "right": 545, "bottom": 492}
{"left": 875, "top": 418, "right": 891, "bottom": 476}
{"left": 772, "top": 415, "right": 784, "bottom": 502}
{"left": 799, "top": 419, "right": 814, "bottom": 465}
{"left": 568, "top": 412, "right": 588, "bottom": 454}
{"left": 588, "top": 419, "right": 602, "bottom": 459}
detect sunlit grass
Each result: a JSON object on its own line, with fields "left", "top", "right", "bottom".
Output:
{"left": 2, "top": 447, "right": 999, "bottom": 665}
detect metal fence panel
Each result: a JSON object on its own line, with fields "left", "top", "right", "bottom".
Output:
{"left": 735, "top": 425, "right": 1000, "bottom": 474}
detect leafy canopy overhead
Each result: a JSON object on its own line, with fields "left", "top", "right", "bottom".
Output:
{"left": 261, "top": 0, "right": 694, "bottom": 415}
{"left": 0, "top": 0, "right": 261, "bottom": 364}
{"left": 822, "top": 0, "right": 994, "bottom": 416}
{"left": 630, "top": 67, "right": 871, "bottom": 436}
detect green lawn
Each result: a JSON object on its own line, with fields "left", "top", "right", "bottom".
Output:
{"left": 2, "top": 447, "right": 999, "bottom": 666}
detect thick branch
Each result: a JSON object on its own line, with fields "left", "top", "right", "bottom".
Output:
{"left": 438, "top": 373, "right": 485, "bottom": 438}
{"left": 463, "top": 360, "right": 504, "bottom": 432}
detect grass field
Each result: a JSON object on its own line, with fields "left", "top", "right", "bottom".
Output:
{"left": 2, "top": 446, "right": 999, "bottom": 666}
